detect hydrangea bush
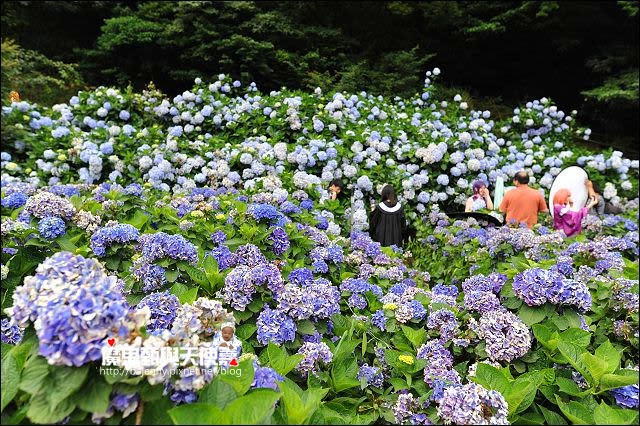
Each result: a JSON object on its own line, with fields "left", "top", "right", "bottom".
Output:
{"left": 1, "top": 69, "right": 638, "bottom": 425}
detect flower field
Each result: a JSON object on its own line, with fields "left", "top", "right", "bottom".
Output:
{"left": 1, "top": 69, "right": 638, "bottom": 425}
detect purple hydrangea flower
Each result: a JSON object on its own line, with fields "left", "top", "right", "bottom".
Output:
{"left": 24, "top": 191, "right": 76, "bottom": 219}
{"left": 437, "top": 383, "right": 509, "bottom": 425}
{"left": 136, "top": 291, "right": 180, "bottom": 332}
{"left": 234, "top": 244, "right": 267, "bottom": 267}
{"left": 471, "top": 310, "right": 531, "bottom": 362}
{"left": 256, "top": 307, "right": 296, "bottom": 345}
{"left": 427, "top": 309, "right": 458, "bottom": 341}
{"left": 1, "top": 318, "right": 23, "bottom": 345}
{"left": 463, "top": 291, "right": 503, "bottom": 314}
{"left": 358, "top": 363, "right": 384, "bottom": 388}
{"left": 9, "top": 252, "right": 130, "bottom": 366}
{"left": 295, "top": 341, "right": 333, "bottom": 377}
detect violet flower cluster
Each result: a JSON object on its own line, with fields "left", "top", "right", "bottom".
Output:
{"left": 436, "top": 383, "right": 509, "bottom": 425}
{"left": 8, "top": 252, "right": 131, "bottom": 366}
{"left": 513, "top": 267, "right": 592, "bottom": 311}
{"left": 295, "top": 341, "right": 333, "bottom": 377}
{"left": 469, "top": 310, "right": 532, "bottom": 362}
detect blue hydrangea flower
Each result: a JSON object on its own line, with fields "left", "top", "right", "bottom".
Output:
{"left": 432, "top": 284, "right": 459, "bottom": 299}
{"left": 256, "top": 307, "right": 296, "bottom": 345}
{"left": 358, "top": 363, "right": 384, "bottom": 388}
{"left": 9, "top": 252, "right": 130, "bottom": 366}
{"left": 312, "top": 260, "right": 329, "bottom": 274}
{"left": 295, "top": 341, "right": 333, "bottom": 377}
{"left": 137, "top": 232, "right": 198, "bottom": 264}
{"left": 300, "top": 199, "right": 314, "bottom": 211}
{"left": 211, "top": 230, "right": 227, "bottom": 245}
{"left": 136, "top": 291, "right": 180, "bottom": 332}
{"left": 1, "top": 318, "right": 23, "bottom": 345}
{"left": 252, "top": 365, "right": 285, "bottom": 391}
{"left": 288, "top": 268, "right": 314, "bottom": 286}
{"left": 90, "top": 223, "right": 140, "bottom": 257}
{"left": 38, "top": 216, "right": 66, "bottom": 239}
{"left": 269, "top": 227, "right": 290, "bottom": 255}
{"left": 249, "top": 203, "right": 279, "bottom": 222}
{"left": 610, "top": 382, "right": 639, "bottom": 409}
{"left": 1, "top": 192, "right": 28, "bottom": 209}
{"left": 371, "top": 309, "right": 387, "bottom": 330}
{"left": 207, "top": 245, "right": 236, "bottom": 270}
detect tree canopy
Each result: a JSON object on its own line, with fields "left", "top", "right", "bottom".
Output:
{"left": 1, "top": 1, "right": 637, "bottom": 154}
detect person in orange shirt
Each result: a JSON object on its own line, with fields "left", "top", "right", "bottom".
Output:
{"left": 499, "top": 171, "right": 548, "bottom": 228}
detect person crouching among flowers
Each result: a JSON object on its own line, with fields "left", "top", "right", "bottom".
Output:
{"left": 552, "top": 186, "right": 597, "bottom": 237}
{"left": 465, "top": 180, "right": 494, "bottom": 212}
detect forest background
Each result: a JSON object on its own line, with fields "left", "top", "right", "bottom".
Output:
{"left": 1, "top": 1, "right": 638, "bottom": 156}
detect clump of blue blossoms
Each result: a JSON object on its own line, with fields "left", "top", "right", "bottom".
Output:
{"left": 295, "top": 341, "right": 333, "bottom": 377}
{"left": 371, "top": 309, "right": 387, "bottom": 330}
{"left": 357, "top": 363, "right": 384, "bottom": 388}
{"left": 300, "top": 199, "right": 314, "bottom": 211}
{"left": 249, "top": 203, "right": 279, "bottom": 222}
{"left": 210, "top": 230, "right": 227, "bottom": 245}
{"left": 8, "top": 252, "right": 131, "bottom": 366}
{"left": 610, "top": 366, "right": 639, "bottom": 409}
{"left": 24, "top": 191, "right": 76, "bottom": 219}
{"left": 288, "top": 267, "right": 314, "bottom": 286}
{"left": 437, "top": 383, "right": 509, "bottom": 425}
{"left": 256, "top": 307, "right": 296, "bottom": 345}
{"left": 418, "top": 340, "right": 461, "bottom": 389}
{"left": 208, "top": 244, "right": 236, "bottom": 270}
{"left": 426, "top": 309, "right": 459, "bottom": 342}
{"left": 220, "top": 262, "right": 283, "bottom": 310}
{"left": 269, "top": 226, "right": 290, "bottom": 255}
{"left": 91, "top": 392, "right": 139, "bottom": 423}
{"left": 513, "top": 267, "right": 592, "bottom": 311}
{"left": 90, "top": 223, "right": 140, "bottom": 257}
{"left": 1, "top": 191, "right": 28, "bottom": 209}
{"left": 38, "top": 216, "right": 66, "bottom": 239}
{"left": 252, "top": 364, "right": 285, "bottom": 391}
{"left": 136, "top": 291, "right": 180, "bottom": 332}
{"left": 470, "top": 310, "right": 531, "bottom": 362}
{"left": 1, "top": 318, "right": 23, "bottom": 345}
{"left": 137, "top": 232, "right": 198, "bottom": 264}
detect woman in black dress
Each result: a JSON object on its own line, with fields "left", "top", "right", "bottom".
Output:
{"left": 369, "top": 184, "right": 406, "bottom": 247}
